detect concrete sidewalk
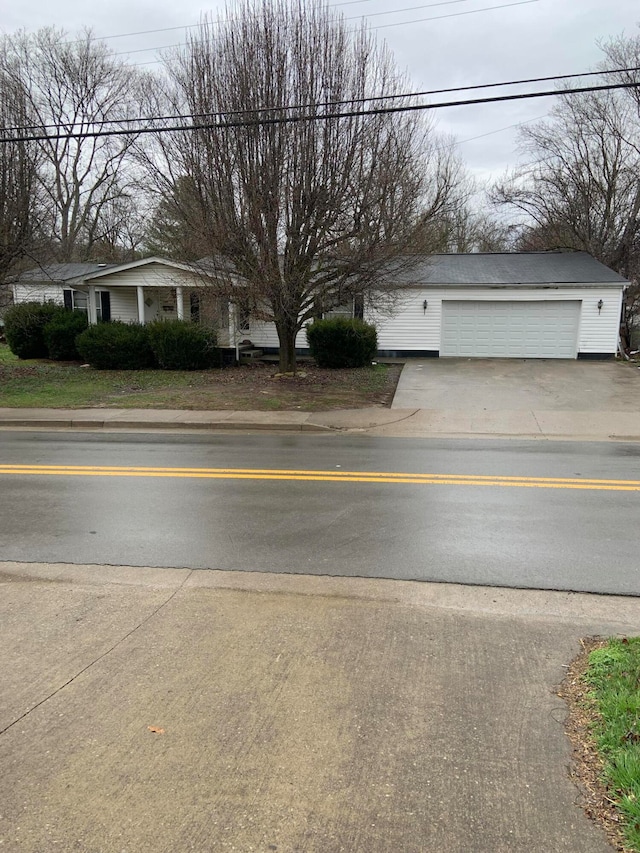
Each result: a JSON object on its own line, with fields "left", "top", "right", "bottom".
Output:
{"left": 2, "top": 561, "right": 637, "bottom": 852}
{"left": 1, "top": 404, "right": 640, "bottom": 440}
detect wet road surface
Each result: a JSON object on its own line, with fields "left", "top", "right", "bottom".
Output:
{"left": 1, "top": 430, "right": 639, "bottom": 594}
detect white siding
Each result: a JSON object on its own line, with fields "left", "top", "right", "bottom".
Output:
{"left": 13, "top": 282, "right": 64, "bottom": 305}
{"left": 247, "top": 318, "right": 309, "bottom": 350}
{"left": 578, "top": 288, "right": 624, "bottom": 353}
{"left": 366, "top": 286, "right": 623, "bottom": 356}
{"left": 109, "top": 288, "right": 140, "bottom": 323}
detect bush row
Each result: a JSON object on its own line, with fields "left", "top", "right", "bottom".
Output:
{"left": 77, "top": 320, "right": 220, "bottom": 370}
{"left": 3, "top": 303, "right": 220, "bottom": 370}
{"left": 4, "top": 303, "right": 379, "bottom": 370}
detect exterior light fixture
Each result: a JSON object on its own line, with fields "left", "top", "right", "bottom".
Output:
{"left": 597, "top": 299, "right": 603, "bottom": 314}
{"left": 423, "top": 300, "right": 428, "bottom": 314}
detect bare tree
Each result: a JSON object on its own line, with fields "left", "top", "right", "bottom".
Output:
{"left": 1, "top": 28, "right": 145, "bottom": 263}
{"left": 145, "top": 0, "right": 460, "bottom": 371}
{"left": 0, "top": 47, "right": 39, "bottom": 297}
{"left": 492, "top": 39, "right": 640, "bottom": 350}
{"left": 143, "top": 176, "right": 213, "bottom": 259}
{"left": 493, "top": 87, "right": 640, "bottom": 272}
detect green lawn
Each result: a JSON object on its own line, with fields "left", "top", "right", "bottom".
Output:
{"left": 0, "top": 343, "right": 400, "bottom": 410}
{"left": 583, "top": 638, "right": 640, "bottom": 851}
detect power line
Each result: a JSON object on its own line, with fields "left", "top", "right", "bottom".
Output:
{"left": 72, "top": 0, "right": 480, "bottom": 44}
{"left": 2, "top": 80, "right": 637, "bottom": 144}
{"left": 453, "top": 113, "right": 548, "bottom": 145}
{"left": 370, "top": 0, "right": 538, "bottom": 28}
{"left": 108, "top": 0, "right": 540, "bottom": 60}
{"left": 7, "top": 65, "right": 637, "bottom": 135}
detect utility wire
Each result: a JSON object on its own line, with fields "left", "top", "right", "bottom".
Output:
{"left": 371, "top": 0, "right": 537, "bottom": 27}
{"left": 2, "top": 80, "right": 637, "bottom": 144}
{"left": 5, "top": 65, "right": 638, "bottom": 135}
{"left": 72, "top": 0, "right": 484, "bottom": 44}
{"left": 110, "top": 0, "right": 539, "bottom": 58}
{"left": 453, "top": 113, "right": 547, "bottom": 144}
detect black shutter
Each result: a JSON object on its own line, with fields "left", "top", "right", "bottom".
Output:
{"left": 63, "top": 290, "right": 73, "bottom": 310}
{"left": 190, "top": 292, "right": 200, "bottom": 323}
{"left": 100, "top": 291, "right": 111, "bottom": 322}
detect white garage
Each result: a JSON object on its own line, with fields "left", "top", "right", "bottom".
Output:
{"left": 368, "top": 252, "right": 627, "bottom": 360}
{"left": 440, "top": 300, "right": 581, "bottom": 358}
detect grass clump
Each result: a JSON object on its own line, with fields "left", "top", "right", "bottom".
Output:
{"left": 584, "top": 637, "right": 640, "bottom": 849}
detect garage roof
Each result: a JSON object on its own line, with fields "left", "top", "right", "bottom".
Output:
{"left": 396, "top": 252, "right": 627, "bottom": 285}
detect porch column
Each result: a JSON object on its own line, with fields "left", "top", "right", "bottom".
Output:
{"left": 137, "top": 285, "right": 145, "bottom": 324}
{"left": 88, "top": 286, "right": 98, "bottom": 325}
{"left": 176, "top": 286, "right": 185, "bottom": 320}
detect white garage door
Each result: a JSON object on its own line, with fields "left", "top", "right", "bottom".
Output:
{"left": 441, "top": 300, "right": 580, "bottom": 358}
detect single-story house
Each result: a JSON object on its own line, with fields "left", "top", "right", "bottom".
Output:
{"left": 10, "top": 251, "right": 627, "bottom": 360}
{"left": 10, "top": 256, "right": 237, "bottom": 345}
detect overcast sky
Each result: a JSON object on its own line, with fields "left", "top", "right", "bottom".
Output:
{"left": 3, "top": 0, "right": 639, "bottom": 184}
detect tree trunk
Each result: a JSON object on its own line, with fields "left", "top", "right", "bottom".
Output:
{"left": 276, "top": 319, "right": 298, "bottom": 373}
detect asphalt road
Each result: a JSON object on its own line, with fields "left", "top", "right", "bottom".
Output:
{"left": 1, "top": 430, "right": 639, "bottom": 595}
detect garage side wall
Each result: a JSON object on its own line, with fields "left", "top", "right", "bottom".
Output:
{"left": 365, "top": 285, "right": 623, "bottom": 357}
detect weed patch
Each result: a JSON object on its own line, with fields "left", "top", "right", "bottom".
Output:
{"left": 560, "top": 637, "right": 640, "bottom": 852}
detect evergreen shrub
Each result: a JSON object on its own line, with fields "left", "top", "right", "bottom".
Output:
{"left": 43, "top": 310, "right": 88, "bottom": 360}
{"left": 76, "top": 321, "right": 156, "bottom": 370}
{"left": 306, "top": 317, "right": 378, "bottom": 368}
{"left": 4, "top": 302, "right": 63, "bottom": 359}
{"left": 147, "top": 320, "right": 219, "bottom": 370}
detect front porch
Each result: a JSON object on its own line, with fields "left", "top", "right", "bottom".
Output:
{"left": 72, "top": 284, "right": 234, "bottom": 348}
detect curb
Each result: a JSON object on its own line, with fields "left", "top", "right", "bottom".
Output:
{"left": 0, "top": 417, "right": 333, "bottom": 433}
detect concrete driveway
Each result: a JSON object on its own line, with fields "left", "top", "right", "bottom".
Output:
{"left": 391, "top": 358, "right": 640, "bottom": 411}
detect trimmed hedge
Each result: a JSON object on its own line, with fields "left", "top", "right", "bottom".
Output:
{"left": 76, "top": 321, "right": 156, "bottom": 370}
{"left": 4, "top": 302, "right": 63, "bottom": 359}
{"left": 147, "top": 320, "right": 219, "bottom": 370}
{"left": 43, "top": 310, "right": 88, "bottom": 361}
{"left": 306, "top": 317, "right": 378, "bottom": 368}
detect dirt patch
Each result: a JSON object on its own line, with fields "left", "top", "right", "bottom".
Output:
{"left": 558, "top": 638, "right": 633, "bottom": 852}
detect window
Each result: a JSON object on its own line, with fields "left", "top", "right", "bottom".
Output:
{"left": 63, "top": 289, "right": 110, "bottom": 322}
{"left": 64, "top": 289, "right": 87, "bottom": 313}
{"left": 323, "top": 301, "right": 353, "bottom": 320}
{"left": 238, "top": 305, "right": 250, "bottom": 333}
{"left": 190, "top": 292, "right": 200, "bottom": 323}
{"left": 322, "top": 296, "right": 364, "bottom": 320}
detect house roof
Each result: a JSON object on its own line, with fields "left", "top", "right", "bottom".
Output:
{"left": 13, "top": 252, "right": 627, "bottom": 288}
{"left": 12, "top": 257, "right": 205, "bottom": 285}
{"left": 13, "top": 263, "right": 115, "bottom": 282}
{"left": 73, "top": 256, "right": 205, "bottom": 282}
{"left": 393, "top": 252, "right": 627, "bottom": 285}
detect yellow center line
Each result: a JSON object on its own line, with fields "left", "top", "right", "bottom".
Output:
{"left": 0, "top": 464, "right": 638, "bottom": 491}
